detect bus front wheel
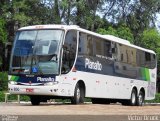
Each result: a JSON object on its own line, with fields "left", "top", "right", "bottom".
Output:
{"left": 71, "top": 83, "right": 84, "bottom": 104}
{"left": 30, "top": 96, "right": 40, "bottom": 105}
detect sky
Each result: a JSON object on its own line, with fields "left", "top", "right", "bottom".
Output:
{"left": 156, "top": 14, "right": 160, "bottom": 31}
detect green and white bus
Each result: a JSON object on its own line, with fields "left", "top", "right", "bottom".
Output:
{"left": 8, "top": 25, "right": 157, "bottom": 106}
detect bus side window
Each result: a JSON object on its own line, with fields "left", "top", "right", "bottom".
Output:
{"left": 61, "top": 30, "right": 77, "bottom": 74}
{"left": 145, "top": 52, "right": 151, "bottom": 68}
{"left": 104, "top": 40, "right": 112, "bottom": 57}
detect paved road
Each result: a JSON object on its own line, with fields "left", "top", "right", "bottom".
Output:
{"left": 0, "top": 102, "right": 160, "bottom": 121}
{"left": 1, "top": 115, "right": 132, "bottom": 121}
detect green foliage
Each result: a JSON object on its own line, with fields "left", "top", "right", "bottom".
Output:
{"left": 12, "top": 0, "right": 46, "bottom": 26}
{"left": 20, "top": 95, "right": 30, "bottom": 102}
{"left": 0, "top": 56, "right": 2, "bottom": 66}
{"left": 0, "top": 18, "right": 7, "bottom": 43}
{"left": 0, "top": 91, "right": 5, "bottom": 102}
{"left": 0, "top": 91, "right": 30, "bottom": 102}
{"left": 117, "top": 24, "right": 134, "bottom": 43}
{"left": 97, "top": 25, "right": 134, "bottom": 43}
{"left": 145, "top": 93, "right": 160, "bottom": 103}
{"left": 0, "top": 72, "right": 8, "bottom": 91}
{"left": 141, "top": 28, "right": 160, "bottom": 50}
{"left": 97, "top": 28, "right": 108, "bottom": 35}
{"left": 97, "top": 26, "right": 118, "bottom": 36}
{"left": 105, "top": 26, "right": 118, "bottom": 36}
{"left": 0, "top": 18, "right": 7, "bottom": 71}
{"left": 7, "top": 95, "right": 30, "bottom": 102}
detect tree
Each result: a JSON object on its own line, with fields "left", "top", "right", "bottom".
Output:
{"left": 101, "top": 0, "right": 160, "bottom": 45}
{"left": 73, "top": 0, "right": 106, "bottom": 30}
{"left": 117, "top": 24, "right": 134, "bottom": 43}
{"left": 97, "top": 25, "right": 134, "bottom": 43}
{"left": 0, "top": 18, "right": 7, "bottom": 71}
{"left": 0, "top": 18, "right": 7, "bottom": 44}
{"left": 52, "top": 0, "right": 61, "bottom": 24}
{"left": 97, "top": 26, "right": 117, "bottom": 36}
{"left": 141, "top": 28, "right": 160, "bottom": 49}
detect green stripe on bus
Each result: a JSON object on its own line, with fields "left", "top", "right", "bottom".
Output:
{"left": 10, "top": 76, "right": 15, "bottom": 81}
{"left": 141, "top": 68, "right": 150, "bottom": 81}
{"left": 10, "top": 76, "right": 19, "bottom": 81}
{"left": 145, "top": 68, "right": 150, "bottom": 81}
{"left": 140, "top": 68, "right": 145, "bottom": 81}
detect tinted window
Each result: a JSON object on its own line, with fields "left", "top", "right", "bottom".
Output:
{"left": 93, "top": 37, "right": 102, "bottom": 56}
{"left": 145, "top": 52, "right": 151, "bottom": 61}
{"left": 104, "top": 41, "right": 112, "bottom": 57}
{"left": 61, "top": 30, "right": 77, "bottom": 73}
{"left": 79, "top": 33, "right": 93, "bottom": 56}
{"left": 136, "top": 50, "right": 156, "bottom": 69}
{"left": 151, "top": 54, "right": 156, "bottom": 68}
{"left": 79, "top": 32, "right": 111, "bottom": 58}
{"left": 92, "top": 36, "right": 111, "bottom": 57}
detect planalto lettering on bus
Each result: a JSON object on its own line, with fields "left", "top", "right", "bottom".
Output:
{"left": 37, "top": 77, "right": 55, "bottom": 82}
{"left": 85, "top": 58, "right": 102, "bottom": 71}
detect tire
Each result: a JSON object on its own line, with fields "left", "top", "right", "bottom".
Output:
{"left": 129, "top": 89, "right": 137, "bottom": 106}
{"left": 122, "top": 89, "right": 137, "bottom": 106}
{"left": 30, "top": 96, "right": 40, "bottom": 105}
{"left": 71, "top": 83, "right": 84, "bottom": 104}
{"left": 136, "top": 91, "right": 144, "bottom": 106}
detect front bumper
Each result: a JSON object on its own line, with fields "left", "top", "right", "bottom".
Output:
{"left": 8, "top": 84, "right": 59, "bottom": 96}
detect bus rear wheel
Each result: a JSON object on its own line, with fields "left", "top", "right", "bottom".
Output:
{"left": 71, "top": 83, "right": 84, "bottom": 104}
{"left": 136, "top": 90, "right": 144, "bottom": 106}
{"left": 30, "top": 96, "right": 40, "bottom": 105}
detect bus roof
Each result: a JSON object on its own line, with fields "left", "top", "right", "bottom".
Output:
{"left": 18, "top": 24, "right": 80, "bottom": 30}
{"left": 18, "top": 25, "right": 155, "bottom": 54}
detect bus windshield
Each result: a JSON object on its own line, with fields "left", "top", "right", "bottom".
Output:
{"left": 10, "top": 29, "right": 64, "bottom": 75}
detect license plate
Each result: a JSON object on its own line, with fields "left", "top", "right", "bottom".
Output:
{"left": 26, "top": 88, "right": 34, "bottom": 93}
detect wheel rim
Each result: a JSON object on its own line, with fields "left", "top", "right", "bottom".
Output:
{"left": 131, "top": 92, "right": 136, "bottom": 104}
{"left": 138, "top": 93, "right": 144, "bottom": 105}
{"left": 76, "top": 87, "right": 81, "bottom": 101}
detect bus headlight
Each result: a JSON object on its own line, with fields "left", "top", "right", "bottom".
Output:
{"left": 44, "top": 81, "right": 59, "bottom": 86}
{"left": 9, "top": 81, "right": 17, "bottom": 85}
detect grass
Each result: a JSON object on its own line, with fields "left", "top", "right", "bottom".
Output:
{"left": 0, "top": 91, "right": 30, "bottom": 102}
